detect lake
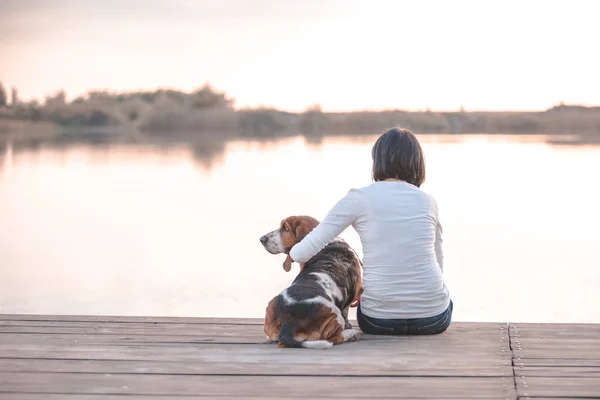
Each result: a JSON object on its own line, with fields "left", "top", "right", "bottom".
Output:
{"left": 1, "top": 133, "right": 599, "bottom": 323}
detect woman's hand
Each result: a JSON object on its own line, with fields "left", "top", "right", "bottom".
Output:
{"left": 350, "top": 298, "right": 360, "bottom": 308}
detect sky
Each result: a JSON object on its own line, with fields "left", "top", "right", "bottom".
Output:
{"left": 1, "top": 0, "right": 599, "bottom": 112}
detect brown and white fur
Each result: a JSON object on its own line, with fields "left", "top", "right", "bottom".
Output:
{"left": 259, "top": 216, "right": 363, "bottom": 349}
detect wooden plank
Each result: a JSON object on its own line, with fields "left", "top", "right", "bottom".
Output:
{"left": 0, "top": 342, "right": 511, "bottom": 367}
{"left": 510, "top": 323, "right": 600, "bottom": 340}
{"left": 0, "top": 326, "right": 505, "bottom": 338}
{"left": 509, "top": 338, "right": 600, "bottom": 347}
{"left": 520, "top": 398, "right": 598, "bottom": 400}
{"left": 0, "top": 314, "right": 264, "bottom": 325}
{"left": 0, "top": 322, "right": 273, "bottom": 334}
{"left": 510, "top": 337, "right": 600, "bottom": 348}
{"left": 0, "top": 332, "right": 279, "bottom": 345}
{"left": 0, "top": 314, "right": 508, "bottom": 334}
{"left": 510, "top": 323, "right": 600, "bottom": 331}
{"left": 0, "top": 396, "right": 329, "bottom": 400}
{"left": 0, "top": 397, "right": 329, "bottom": 400}
{"left": 514, "top": 366, "right": 600, "bottom": 377}
{"left": 512, "top": 349, "right": 600, "bottom": 359}
{"left": 0, "top": 322, "right": 506, "bottom": 344}
{"left": 511, "top": 329, "right": 600, "bottom": 337}
{"left": 0, "top": 324, "right": 508, "bottom": 351}
{"left": 515, "top": 377, "right": 600, "bottom": 398}
{"left": 0, "top": 321, "right": 269, "bottom": 333}
{"left": 520, "top": 398, "right": 600, "bottom": 400}
{"left": 0, "top": 325, "right": 504, "bottom": 339}
{"left": 0, "top": 331, "right": 511, "bottom": 346}
{"left": 0, "top": 319, "right": 504, "bottom": 331}
{"left": 0, "top": 320, "right": 507, "bottom": 349}
{"left": 0, "top": 396, "right": 513, "bottom": 400}
{"left": 0, "top": 358, "right": 513, "bottom": 377}
{"left": 0, "top": 373, "right": 517, "bottom": 398}
{"left": 514, "top": 358, "right": 600, "bottom": 367}
{"left": 0, "top": 332, "right": 508, "bottom": 345}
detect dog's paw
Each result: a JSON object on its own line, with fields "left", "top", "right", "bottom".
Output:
{"left": 342, "top": 328, "right": 361, "bottom": 342}
{"left": 266, "top": 335, "right": 278, "bottom": 342}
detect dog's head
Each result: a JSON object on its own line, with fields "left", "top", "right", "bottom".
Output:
{"left": 259, "top": 215, "right": 319, "bottom": 272}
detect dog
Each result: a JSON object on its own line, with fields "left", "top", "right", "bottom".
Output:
{"left": 259, "top": 215, "right": 363, "bottom": 349}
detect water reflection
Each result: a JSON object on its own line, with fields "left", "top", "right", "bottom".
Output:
{"left": 1, "top": 134, "right": 228, "bottom": 173}
{"left": 0, "top": 140, "right": 11, "bottom": 174}
{"left": 544, "top": 133, "right": 600, "bottom": 147}
{"left": 2, "top": 132, "right": 600, "bottom": 173}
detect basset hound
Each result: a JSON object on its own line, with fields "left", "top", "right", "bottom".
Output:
{"left": 259, "top": 215, "right": 363, "bottom": 349}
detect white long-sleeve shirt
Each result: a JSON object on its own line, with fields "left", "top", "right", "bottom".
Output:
{"left": 289, "top": 180, "right": 450, "bottom": 319}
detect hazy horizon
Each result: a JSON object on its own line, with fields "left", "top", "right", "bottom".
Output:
{"left": 1, "top": 0, "right": 599, "bottom": 112}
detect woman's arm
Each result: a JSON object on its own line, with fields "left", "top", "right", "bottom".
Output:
{"left": 435, "top": 220, "right": 444, "bottom": 272}
{"left": 289, "top": 188, "right": 364, "bottom": 263}
{"left": 431, "top": 197, "right": 444, "bottom": 272}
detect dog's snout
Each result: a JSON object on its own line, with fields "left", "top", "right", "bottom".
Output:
{"left": 260, "top": 230, "right": 284, "bottom": 254}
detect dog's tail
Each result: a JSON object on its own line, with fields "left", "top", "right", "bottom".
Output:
{"left": 277, "top": 321, "right": 333, "bottom": 350}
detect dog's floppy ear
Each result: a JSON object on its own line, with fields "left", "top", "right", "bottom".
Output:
{"left": 280, "top": 216, "right": 319, "bottom": 272}
{"left": 291, "top": 219, "right": 302, "bottom": 240}
{"left": 282, "top": 254, "right": 293, "bottom": 272}
{"left": 291, "top": 217, "right": 319, "bottom": 243}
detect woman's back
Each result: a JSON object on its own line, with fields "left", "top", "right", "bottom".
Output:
{"left": 353, "top": 180, "right": 449, "bottom": 319}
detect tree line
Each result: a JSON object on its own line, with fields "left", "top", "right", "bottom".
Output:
{"left": 1, "top": 81, "right": 599, "bottom": 137}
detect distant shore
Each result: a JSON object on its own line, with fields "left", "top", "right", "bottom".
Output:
{"left": 1, "top": 84, "right": 599, "bottom": 142}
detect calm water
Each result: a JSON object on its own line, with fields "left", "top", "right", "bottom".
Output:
{"left": 1, "top": 134, "right": 599, "bottom": 323}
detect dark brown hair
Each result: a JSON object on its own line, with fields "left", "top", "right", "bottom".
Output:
{"left": 371, "top": 127, "right": 426, "bottom": 187}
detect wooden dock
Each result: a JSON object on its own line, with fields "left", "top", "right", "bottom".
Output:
{"left": 0, "top": 315, "right": 598, "bottom": 399}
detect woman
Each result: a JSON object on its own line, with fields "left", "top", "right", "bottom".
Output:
{"left": 288, "top": 127, "right": 452, "bottom": 335}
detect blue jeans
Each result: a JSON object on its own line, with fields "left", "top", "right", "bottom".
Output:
{"left": 357, "top": 300, "right": 453, "bottom": 335}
